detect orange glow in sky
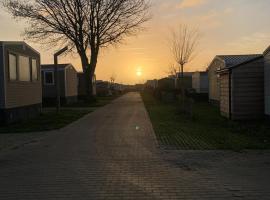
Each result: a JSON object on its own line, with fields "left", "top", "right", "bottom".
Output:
{"left": 136, "top": 68, "right": 142, "bottom": 77}
{"left": 1, "top": 0, "right": 270, "bottom": 84}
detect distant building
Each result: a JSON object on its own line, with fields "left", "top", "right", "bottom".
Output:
{"left": 134, "top": 84, "right": 144, "bottom": 91}
{"left": 41, "top": 64, "right": 78, "bottom": 105}
{"left": 157, "top": 78, "right": 175, "bottom": 91}
{"left": 169, "top": 72, "right": 194, "bottom": 79}
{"left": 0, "top": 41, "right": 42, "bottom": 123}
{"left": 112, "top": 83, "right": 124, "bottom": 94}
{"left": 145, "top": 79, "right": 158, "bottom": 89}
{"left": 216, "top": 54, "right": 264, "bottom": 120}
{"left": 170, "top": 72, "right": 193, "bottom": 89}
{"left": 77, "top": 72, "right": 96, "bottom": 99}
{"left": 192, "top": 72, "right": 208, "bottom": 93}
{"left": 264, "top": 46, "right": 270, "bottom": 117}
{"left": 96, "top": 81, "right": 112, "bottom": 96}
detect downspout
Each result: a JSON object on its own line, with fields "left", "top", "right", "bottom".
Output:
{"left": 229, "top": 70, "right": 232, "bottom": 120}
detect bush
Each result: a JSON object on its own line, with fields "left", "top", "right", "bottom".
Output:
{"left": 157, "top": 78, "right": 175, "bottom": 92}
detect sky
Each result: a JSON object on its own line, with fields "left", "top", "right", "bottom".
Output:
{"left": 1, "top": 0, "right": 270, "bottom": 84}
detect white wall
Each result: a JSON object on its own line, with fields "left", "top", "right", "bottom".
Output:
{"left": 192, "top": 72, "right": 209, "bottom": 93}
{"left": 208, "top": 59, "right": 223, "bottom": 102}
{"left": 192, "top": 72, "right": 200, "bottom": 93}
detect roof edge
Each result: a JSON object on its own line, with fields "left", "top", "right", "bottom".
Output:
{"left": 228, "top": 55, "right": 263, "bottom": 69}
{"left": 41, "top": 63, "right": 78, "bottom": 72}
{"left": 263, "top": 45, "right": 270, "bottom": 56}
{"left": 0, "top": 41, "right": 40, "bottom": 55}
{"left": 41, "top": 63, "right": 72, "bottom": 68}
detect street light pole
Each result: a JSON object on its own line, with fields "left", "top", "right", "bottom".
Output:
{"left": 54, "top": 46, "right": 68, "bottom": 113}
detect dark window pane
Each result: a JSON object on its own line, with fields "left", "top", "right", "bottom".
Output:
{"left": 44, "top": 71, "right": 54, "bottom": 85}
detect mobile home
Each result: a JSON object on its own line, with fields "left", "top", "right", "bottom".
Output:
{"left": 145, "top": 79, "right": 158, "bottom": 89}
{"left": 264, "top": 46, "right": 270, "bottom": 117}
{"left": 0, "top": 41, "right": 42, "bottom": 123}
{"left": 41, "top": 64, "right": 78, "bottom": 105}
{"left": 192, "top": 71, "right": 209, "bottom": 93}
{"left": 96, "top": 80, "right": 112, "bottom": 96}
{"left": 216, "top": 54, "right": 264, "bottom": 120}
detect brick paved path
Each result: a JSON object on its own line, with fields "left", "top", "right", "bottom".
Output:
{"left": 0, "top": 93, "right": 270, "bottom": 199}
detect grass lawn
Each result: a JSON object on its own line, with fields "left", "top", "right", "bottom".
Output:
{"left": 141, "top": 92, "right": 270, "bottom": 150}
{"left": 0, "top": 110, "right": 90, "bottom": 134}
{"left": 0, "top": 95, "right": 122, "bottom": 134}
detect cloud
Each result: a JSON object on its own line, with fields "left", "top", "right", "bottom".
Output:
{"left": 178, "top": 0, "right": 208, "bottom": 9}
{"left": 226, "top": 32, "right": 270, "bottom": 53}
{"left": 198, "top": 8, "right": 233, "bottom": 28}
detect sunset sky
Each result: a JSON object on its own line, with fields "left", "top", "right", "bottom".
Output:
{"left": 1, "top": 0, "right": 270, "bottom": 84}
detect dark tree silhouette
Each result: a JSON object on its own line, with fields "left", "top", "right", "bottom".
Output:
{"left": 4, "top": 0, "right": 150, "bottom": 99}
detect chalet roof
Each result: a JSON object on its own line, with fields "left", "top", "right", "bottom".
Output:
{"left": 0, "top": 41, "right": 40, "bottom": 55}
{"left": 41, "top": 64, "right": 75, "bottom": 71}
{"left": 216, "top": 54, "right": 263, "bottom": 74}
{"left": 217, "top": 54, "right": 262, "bottom": 68}
{"left": 263, "top": 45, "right": 270, "bottom": 55}
{"left": 42, "top": 64, "right": 70, "bottom": 69}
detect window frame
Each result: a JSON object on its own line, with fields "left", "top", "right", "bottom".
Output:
{"left": 8, "top": 53, "right": 18, "bottom": 81}
{"left": 43, "top": 71, "right": 55, "bottom": 86}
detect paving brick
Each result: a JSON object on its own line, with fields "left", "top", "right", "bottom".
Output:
{"left": 0, "top": 93, "right": 269, "bottom": 199}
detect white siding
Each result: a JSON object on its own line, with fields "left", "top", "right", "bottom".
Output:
{"left": 265, "top": 51, "right": 270, "bottom": 116}
{"left": 192, "top": 72, "right": 200, "bottom": 93}
{"left": 65, "top": 66, "right": 78, "bottom": 97}
{"left": 192, "top": 72, "right": 208, "bottom": 93}
{"left": 208, "top": 58, "right": 224, "bottom": 102}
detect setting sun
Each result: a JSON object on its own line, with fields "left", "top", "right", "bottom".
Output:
{"left": 136, "top": 68, "right": 142, "bottom": 77}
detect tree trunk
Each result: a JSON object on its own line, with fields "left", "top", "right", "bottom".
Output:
{"left": 84, "top": 51, "right": 98, "bottom": 101}
{"left": 79, "top": 53, "right": 94, "bottom": 101}
{"left": 84, "top": 66, "right": 93, "bottom": 101}
{"left": 180, "top": 64, "right": 185, "bottom": 97}
{"left": 181, "top": 64, "right": 184, "bottom": 78}
{"left": 78, "top": 47, "right": 99, "bottom": 101}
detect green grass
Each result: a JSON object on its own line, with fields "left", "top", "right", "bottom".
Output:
{"left": 0, "top": 95, "right": 122, "bottom": 134}
{"left": 141, "top": 92, "right": 270, "bottom": 150}
{"left": 0, "top": 110, "right": 90, "bottom": 134}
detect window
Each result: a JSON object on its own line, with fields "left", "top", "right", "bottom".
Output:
{"left": 18, "top": 56, "right": 30, "bottom": 81}
{"left": 31, "top": 59, "right": 38, "bottom": 81}
{"left": 44, "top": 71, "right": 54, "bottom": 85}
{"left": 8, "top": 54, "right": 17, "bottom": 81}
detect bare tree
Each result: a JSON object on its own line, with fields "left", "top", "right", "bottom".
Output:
{"left": 170, "top": 24, "right": 200, "bottom": 79}
{"left": 169, "top": 24, "right": 200, "bottom": 115}
{"left": 4, "top": 0, "right": 150, "bottom": 99}
{"left": 167, "top": 63, "right": 178, "bottom": 78}
{"left": 110, "top": 74, "right": 117, "bottom": 85}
